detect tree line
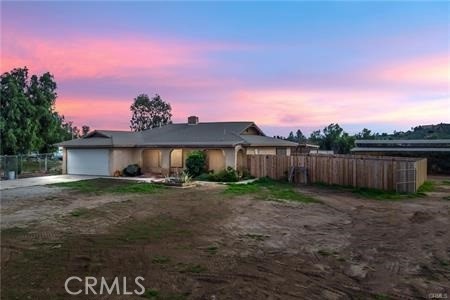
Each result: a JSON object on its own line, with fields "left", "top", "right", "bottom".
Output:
{"left": 0, "top": 67, "right": 89, "bottom": 155}
{"left": 275, "top": 125, "right": 389, "bottom": 154}
{"left": 275, "top": 122, "right": 449, "bottom": 154}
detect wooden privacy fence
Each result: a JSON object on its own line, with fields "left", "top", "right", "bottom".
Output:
{"left": 246, "top": 154, "right": 427, "bottom": 193}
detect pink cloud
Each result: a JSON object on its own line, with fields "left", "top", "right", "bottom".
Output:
{"left": 1, "top": 30, "right": 236, "bottom": 80}
{"left": 55, "top": 97, "right": 132, "bottom": 130}
{"left": 374, "top": 54, "right": 449, "bottom": 88}
{"left": 55, "top": 95, "right": 208, "bottom": 130}
{"left": 224, "top": 88, "right": 450, "bottom": 127}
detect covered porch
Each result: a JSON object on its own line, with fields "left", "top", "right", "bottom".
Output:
{"left": 141, "top": 147, "right": 244, "bottom": 176}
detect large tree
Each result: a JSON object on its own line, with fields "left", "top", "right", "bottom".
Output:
{"left": 130, "top": 94, "right": 172, "bottom": 132}
{"left": 355, "top": 128, "right": 374, "bottom": 140}
{"left": 0, "top": 67, "right": 86, "bottom": 155}
{"left": 295, "top": 129, "right": 306, "bottom": 143}
{"left": 1, "top": 68, "right": 39, "bottom": 154}
{"left": 307, "top": 124, "right": 355, "bottom": 154}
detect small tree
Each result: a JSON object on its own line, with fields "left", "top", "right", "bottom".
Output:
{"left": 295, "top": 129, "right": 306, "bottom": 142}
{"left": 130, "top": 94, "right": 172, "bottom": 132}
{"left": 185, "top": 151, "right": 206, "bottom": 177}
{"left": 286, "top": 131, "right": 295, "bottom": 141}
{"left": 81, "top": 125, "right": 90, "bottom": 136}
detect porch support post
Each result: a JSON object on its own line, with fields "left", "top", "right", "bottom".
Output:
{"left": 223, "top": 148, "right": 236, "bottom": 169}
{"left": 160, "top": 148, "right": 171, "bottom": 176}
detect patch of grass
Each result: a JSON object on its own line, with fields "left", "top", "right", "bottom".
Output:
{"left": 51, "top": 179, "right": 100, "bottom": 192}
{"left": 51, "top": 178, "right": 165, "bottom": 194}
{"left": 111, "top": 183, "right": 165, "bottom": 194}
{"left": 314, "top": 182, "right": 426, "bottom": 201}
{"left": 352, "top": 187, "right": 423, "bottom": 200}
{"left": 417, "top": 181, "right": 435, "bottom": 193}
{"left": 225, "top": 177, "right": 318, "bottom": 203}
{"left": 70, "top": 207, "right": 91, "bottom": 217}
{"left": 1, "top": 226, "right": 28, "bottom": 236}
{"left": 374, "top": 294, "right": 391, "bottom": 300}
{"left": 436, "top": 258, "right": 449, "bottom": 268}
{"left": 1, "top": 243, "right": 69, "bottom": 299}
{"left": 142, "top": 288, "right": 160, "bottom": 299}
{"left": 206, "top": 245, "right": 218, "bottom": 255}
{"left": 121, "top": 217, "right": 178, "bottom": 242}
{"left": 317, "top": 249, "right": 332, "bottom": 256}
{"left": 442, "top": 180, "right": 450, "bottom": 186}
{"left": 152, "top": 255, "right": 170, "bottom": 264}
{"left": 178, "top": 263, "right": 207, "bottom": 274}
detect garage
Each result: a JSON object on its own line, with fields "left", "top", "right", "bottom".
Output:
{"left": 67, "top": 149, "right": 110, "bottom": 175}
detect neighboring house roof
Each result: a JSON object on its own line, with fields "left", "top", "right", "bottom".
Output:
{"left": 57, "top": 121, "right": 299, "bottom": 148}
{"left": 351, "top": 147, "right": 450, "bottom": 152}
{"left": 354, "top": 139, "right": 450, "bottom": 144}
{"left": 352, "top": 139, "right": 450, "bottom": 153}
{"left": 240, "top": 135, "right": 298, "bottom": 147}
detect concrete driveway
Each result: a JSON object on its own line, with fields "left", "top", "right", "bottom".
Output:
{"left": 0, "top": 175, "right": 99, "bottom": 190}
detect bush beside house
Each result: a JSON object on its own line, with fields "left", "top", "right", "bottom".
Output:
{"left": 185, "top": 151, "right": 207, "bottom": 177}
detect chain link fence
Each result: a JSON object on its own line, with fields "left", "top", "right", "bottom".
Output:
{"left": 0, "top": 153, "right": 63, "bottom": 180}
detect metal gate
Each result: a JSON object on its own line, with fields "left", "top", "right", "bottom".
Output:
{"left": 396, "top": 167, "right": 416, "bottom": 193}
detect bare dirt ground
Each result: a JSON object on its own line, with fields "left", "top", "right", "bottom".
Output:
{"left": 1, "top": 177, "right": 449, "bottom": 300}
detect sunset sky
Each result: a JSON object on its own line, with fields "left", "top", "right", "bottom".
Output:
{"left": 1, "top": 1, "right": 449, "bottom": 136}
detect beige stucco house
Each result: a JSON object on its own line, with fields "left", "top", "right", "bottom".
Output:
{"left": 58, "top": 116, "right": 298, "bottom": 176}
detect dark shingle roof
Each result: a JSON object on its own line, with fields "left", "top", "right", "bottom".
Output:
{"left": 240, "top": 135, "right": 299, "bottom": 147}
{"left": 57, "top": 122, "right": 298, "bottom": 148}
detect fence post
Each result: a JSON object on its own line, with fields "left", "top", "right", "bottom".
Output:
{"left": 45, "top": 155, "right": 48, "bottom": 173}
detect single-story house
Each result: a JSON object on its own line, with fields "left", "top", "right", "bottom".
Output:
{"left": 57, "top": 116, "right": 299, "bottom": 176}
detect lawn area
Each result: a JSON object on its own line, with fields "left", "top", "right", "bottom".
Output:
{"left": 225, "top": 177, "right": 318, "bottom": 203}
{"left": 312, "top": 181, "right": 435, "bottom": 201}
{"left": 51, "top": 178, "right": 165, "bottom": 194}
{"left": 1, "top": 177, "right": 449, "bottom": 299}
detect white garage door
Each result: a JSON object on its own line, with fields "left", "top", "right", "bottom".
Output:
{"left": 67, "top": 149, "right": 110, "bottom": 176}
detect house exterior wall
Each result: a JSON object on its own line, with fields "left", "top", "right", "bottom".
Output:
{"left": 62, "top": 148, "right": 68, "bottom": 174}
{"left": 246, "top": 147, "right": 276, "bottom": 155}
{"left": 223, "top": 148, "right": 236, "bottom": 169}
{"left": 207, "top": 150, "right": 225, "bottom": 172}
{"left": 140, "top": 147, "right": 237, "bottom": 175}
{"left": 142, "top": 149, "right": 162, "bottom": 173}
{"left": 245, "top": 146, "right": 291, "bottom": 156}
{"left": 241, "top": 126, "right": 260, "bottom": 135}
{"left": 160, "top": 149, "right": 171, "bottom": 176}
{"left": 110, "top": 148, "right": 142, "bottom": 175}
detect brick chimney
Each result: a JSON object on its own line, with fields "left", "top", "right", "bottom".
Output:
{"left": 187, "top": 116, "right": 199, "bottom": 125}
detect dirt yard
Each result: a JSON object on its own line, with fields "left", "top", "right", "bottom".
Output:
{"left": 1, "top": 177, "right": 449, "bottom": 300}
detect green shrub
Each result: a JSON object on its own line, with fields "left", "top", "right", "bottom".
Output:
{"left": 210, "top": 167, "right": 239, "bottom": 182}
{"left": 417, "top": 181, "right": 435, "bottom": 193}
{"left": 239, "top": 168, "right": 254, "bottom": 180}
{"left": 195, "top": 173, "right": 211, "bottom": 181}
{"left": 185, "top": 151, "right": 206, "bottom": 177}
